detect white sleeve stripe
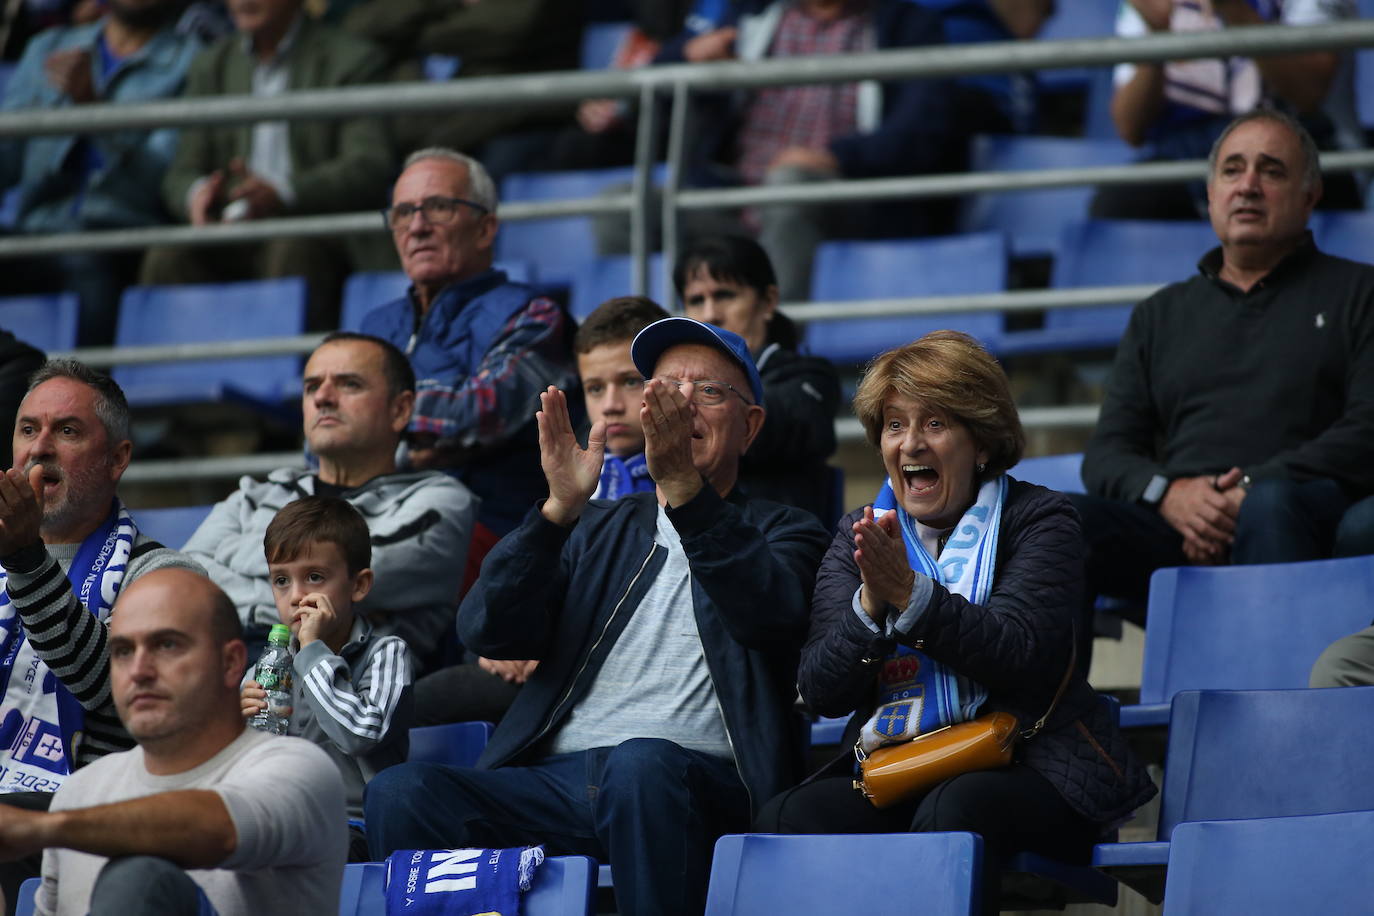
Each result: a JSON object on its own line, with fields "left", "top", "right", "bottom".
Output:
{"left": 303, "top": 640, "right": 409, "bottom": 741}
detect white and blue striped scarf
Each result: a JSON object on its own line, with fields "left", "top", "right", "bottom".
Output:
{"left": 857, "top": 475, "right": 1005, "bottom": 753}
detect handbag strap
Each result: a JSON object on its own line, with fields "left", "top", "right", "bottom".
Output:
{"left": 1020, "top": 628, "right": 1077, "bottom": 740}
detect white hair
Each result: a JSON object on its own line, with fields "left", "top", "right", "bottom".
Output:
{"left": 400, "top": 147, "right": 498, "bottom": 213}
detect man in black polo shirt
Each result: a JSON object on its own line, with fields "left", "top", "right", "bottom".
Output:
{"left": 1071, "top": 109, "right": 1374, "bottom": 621}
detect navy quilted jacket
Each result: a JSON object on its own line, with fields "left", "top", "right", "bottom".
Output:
{"left": 801, "top": 478, "right": 1156, "bottom": 826}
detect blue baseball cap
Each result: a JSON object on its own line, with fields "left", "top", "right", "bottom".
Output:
{"left": 631, "top": 317, "right": 765, "bottom": 407}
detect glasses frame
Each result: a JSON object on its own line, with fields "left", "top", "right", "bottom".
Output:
{"left": 654, "top": 376, "right": 754, "bottom": 407}
{"left": 382, "top": 195, "right": 490, "bottom": 231}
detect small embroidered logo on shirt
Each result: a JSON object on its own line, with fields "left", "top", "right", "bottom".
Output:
{"left": 1316, "top": 313, "right": 1327, "bottom": 329}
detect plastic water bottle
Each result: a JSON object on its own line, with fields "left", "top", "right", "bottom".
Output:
{"left": 248, "top": 624, "right": 293, "bottom": 735}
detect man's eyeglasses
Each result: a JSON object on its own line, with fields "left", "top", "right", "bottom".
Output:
{"left": 382, "top": 195, "right": 489, "bottom": 231}
{"left": 654, "top": 377, "right": 753, "bottom": 406}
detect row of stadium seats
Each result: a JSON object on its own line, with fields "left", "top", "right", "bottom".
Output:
{"left": 10, "top": 206, "right": 1373, "bottom": 396}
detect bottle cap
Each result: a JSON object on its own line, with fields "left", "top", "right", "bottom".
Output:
{"left": 267, "top": 623, "right": 292, "bottom": 646}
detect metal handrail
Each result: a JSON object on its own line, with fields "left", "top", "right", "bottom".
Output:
{"left": 1, "top": 22, "right": 1370, "bottom": 136}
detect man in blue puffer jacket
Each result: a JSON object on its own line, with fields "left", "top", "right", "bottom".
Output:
{"left": 361, "top": 148, "right": 578, "bottom": 537}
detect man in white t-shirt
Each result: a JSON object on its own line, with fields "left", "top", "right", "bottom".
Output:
{"left": 0, "top": 568, "right": 346, "bottom": 916}
{"left": 1093, "top": 0, "right": 1362, "bottom": 218}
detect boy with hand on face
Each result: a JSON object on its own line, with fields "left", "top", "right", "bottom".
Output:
{"left": 240, "top": 496, "right": 413, "bottom": 862}
{"left": 575, "top": 296, "right": 670, "bottom": 500}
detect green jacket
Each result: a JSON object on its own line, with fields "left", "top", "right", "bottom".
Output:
{"left": 161, "top": 16, "right": 393, "bottom": 220}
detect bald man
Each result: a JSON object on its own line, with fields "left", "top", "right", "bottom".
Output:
{"left": 0, "top": 570, "right": 346, "bottom": 916}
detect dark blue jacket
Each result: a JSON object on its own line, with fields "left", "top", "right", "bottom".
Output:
{"left": 458, "top": 486, "right": 830, "bottom": 813}
{"left": 803, "top": 479, "right": 1156, "bottom": 825}
{"left": 660, "top": 0, "right": 953, "bottom": 218}
{"left": 361, "top": 269, "right": 578, "bottom": 534}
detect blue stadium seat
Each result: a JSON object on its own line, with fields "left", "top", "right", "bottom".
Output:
{"left": 704, "top": 833, "right": 981, "bottom": 915}
{"left": 1001, "top": 218, "right": 1217, "bottom": 355}
{"left": 0, "top": 61, "right": 15, "bottom": 101}
{"left": 497, "top": 167, "right": 642, "bottom": 287}
{"left": 1310, "top": 210, "right": 1374, "bottom": 265}
{"left": 134, "top": 505, "right": 214, "bottom": 552}
{"left": 1012, "top": 453, "right": 1084, "bottom": 494}
{"left": 1121, "top": 554, "right": 1374, "bottom": 727}
{"left": 581, "top": 22, "right": 632, "bottom": 70}
{"left": 1162, "top": 811, "right": 1374, "bottom": 915}
{"left": 807, "top": 716, "right": 847, "bottom": 747}
{"left": 1094, "top": 686, "right": 1374, "bottom": 902}
{"left": 340, "top": 262, "right": 535, "bottom": 332}
{"left": 113, "top": 278, "right": 307, "bottom": 416}
{"left": 569, "top": 254, "right": 666, "bottom": 321}
{"left": 339, "top": 855, "right": 597, "bottom": 916}
{"left": 1035, "top": 0, "right": 1119, "bottom": 94}
{"left": 14, "top": 876, "right": 37, "bottom": 916}
{"left": 802, "top": 233, "right": 1009, "bottom": 365}
{"left": 0, "top": 293, "right": 79, "bottom": 351}
{"left": 0, "top": 188, "right": 19, "bottom": 229}
{"left": 407, "top": 721, "right": 494, "bottom": 767}
{"left": 959, "top": 135, "right": 1135, "bottom": 258}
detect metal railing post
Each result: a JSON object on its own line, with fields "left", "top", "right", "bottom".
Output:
{"left": 630, "top": 82, "right": 659, "bottom": 296}
{"left": 662, "top": 80, "right": 691, "bottom": 313}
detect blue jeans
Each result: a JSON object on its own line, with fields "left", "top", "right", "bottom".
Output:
{"left": 1233, "top": 478, "right": 1374, "bottom": 564}
{"left": 364, "top": 738, "right": 750, "bottom": 916}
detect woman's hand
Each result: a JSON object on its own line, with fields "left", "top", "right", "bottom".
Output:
{"left": 854, "top": 507, "right": 915, "bottom": 624}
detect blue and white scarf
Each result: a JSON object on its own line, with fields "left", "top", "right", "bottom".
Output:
{"left": 0, "top": 501, "right": 137, "bottom": 792}
{"left": 857, "top": 476, "right": 1006, "bottom": 754}
{"left": 593, "top": 452, "right": 654, "bottom": 501}
{"left": 384, "top": 846, "right": 544, "bottom": 915}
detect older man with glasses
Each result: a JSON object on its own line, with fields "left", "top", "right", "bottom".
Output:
{"left": 364, "top": 317, "right": 829, "bottom": 916}
{"left": 359, "top": 148, "right": 578, "bottom": 538}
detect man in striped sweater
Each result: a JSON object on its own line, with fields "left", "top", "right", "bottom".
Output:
{"left": 0, "top": 360, "right": 205, "bottom": 912}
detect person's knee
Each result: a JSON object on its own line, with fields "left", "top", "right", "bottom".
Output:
{"left": 1236, "top": 478, "right": 1305, "bottom": 530}
{"left": 910, "top": 777, "right": 985, "bottom": 835}
{"left": 1310, "top": 629, "right": 1374, "bottom": 687}
{"left": 90, "top": 856, "right": 202, "bottom": 916}
{"left": 601, "top": 738, "right": 690, "bottom": 789}
{"left": 1334, "top": 496, "right": 1374, "bottom": 558}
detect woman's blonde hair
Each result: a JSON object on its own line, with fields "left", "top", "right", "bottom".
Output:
{"left": 853, "top": 330, "right": 1024, "bottom": 477}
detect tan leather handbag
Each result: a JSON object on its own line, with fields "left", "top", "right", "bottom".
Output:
{"left": 854, "top": 711, "right": 1020, "bottom": 809}
{"left": 853, "top": 642, "right": 1076, "bottom": 810}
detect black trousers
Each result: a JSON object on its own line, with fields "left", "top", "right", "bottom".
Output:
{"left": 754, "top": 765, "right": 1099, "bottom": 916}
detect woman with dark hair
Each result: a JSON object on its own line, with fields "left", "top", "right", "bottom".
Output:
{"left": 673, "top": 234, "right": 840, "bottom": 523}
{"left": 756, "top": 331, "right": 1155, "bottom": 914}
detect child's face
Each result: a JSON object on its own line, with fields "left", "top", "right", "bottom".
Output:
{"left": 577, "top": 341, "right": 647, "bottom": 458}
{"left": 268, "top": 542, "right": 369, "bottom": 645}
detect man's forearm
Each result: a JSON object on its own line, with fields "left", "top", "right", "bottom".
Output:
{"left": 38, "top": 791, "right": 236, "bottom": 868}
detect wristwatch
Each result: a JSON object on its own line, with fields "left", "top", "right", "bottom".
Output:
{"left": 1140, "top": 473, "right": 1169, "bottom": 507}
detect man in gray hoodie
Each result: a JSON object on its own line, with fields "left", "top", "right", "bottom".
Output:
{"left": 184, "top": 332, "right": 476, "bottom": 671}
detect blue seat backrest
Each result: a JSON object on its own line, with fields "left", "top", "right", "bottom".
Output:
{"left": 704, "top": 833, "right": 982, "bottom": 915}
{"left": 113, "top": 277, "right": 307, "bottom": 406}
{"left": 497, "top": 167, "right": 639, "bottom": 287}
{"left": 14, "top": 876, "right": 38, "bottom": 916}
{"left": 960, "top": 135, "right": 1136, "bottom": 258}
{"left": 1035, "top": 0, "right": 1120, "bottom": 92}
{"left": 569, "top": 254, "right": 666, "bottom": 321}
{"left": 1138, "top": 555, "right": 1374, "bottom": 709}
{"left": 803, "top": 232, "right": 1009, "bottom": 365}
{"left": 1311, "top": 210, "right": 1374, "bottom": 265}
{"left": 1162, "top": 811, "right": 1374, "bottom": 916}
{"left": 0, "top": 62, "right": 15, "bottom": 101}
{"left": 407, "top": 721, "right": 494, "bottom": 767}
{"left": 133, "top": 505, "right": 214, "bottom": 551}
{"left": 0, "top": 293, "right": 80, "bottom": 352}
{"left": 581, "top": 22, "right": 632, "bottom": 69}
{"left": 339, "top": 855, "right": 596, "bottom": 916}
{"left": 1047, "top": 218, "right": 1217, "bottom": 339}
{"left": 1011, "top": 453, "right": 1085, "bottom": 494}
{"left": 1158, "top": 686, "right": 1374, "bottom": 840}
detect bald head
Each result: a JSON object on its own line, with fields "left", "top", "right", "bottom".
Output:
{"left": 114, "top": 568, "right": 243, "bottom": 648}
